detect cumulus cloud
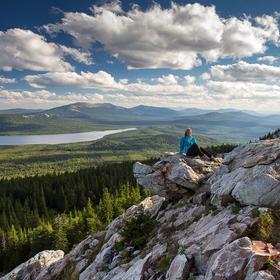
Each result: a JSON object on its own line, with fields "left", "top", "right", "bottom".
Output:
{"left": 0, "top": 88, "right": 56, "bottom": 100}
{"left": 0, "top": 28, "right": 72, "bottom": 72}
{"left": 0, "top": 87, "right": 104, "bottom": 109}
{"left": 24, "top": 71, "right": 120, "bottom": 89}
{"left": 207, "top": 80, "right": 280, "bottom": 100}
{"left": 257, "top": 55, "right": 278, "bottom": 64}
{"left": 206, "top": 80, "right": 280, "bottom": 112}
{"left": 0, "top": 28, "right": 93, "bottom": 72}
{"left": 200, "top": 72, "right": 210, "bottom": 80}
{"left": 43, "top": 2, "right": 280, "bottom": 69}
{"left": 0, "top": 82, "right": 207, "bottom": 110}
{"left": 0, "top": 76, "right": 16, "bottom": 84}
{"left": 24, "top": 70, "right": 206, "bottom": 97}
{"left": 23, "top": 63, "right": 280, "bottom": 112}
{"left": 210, "top": 61, "right": 280, "bottom": 83}
{"left": 156, "top": 74, "right": 179, "bottom": 85}
{"left": 60, "top": 45, "right": 93, "bottom": 65}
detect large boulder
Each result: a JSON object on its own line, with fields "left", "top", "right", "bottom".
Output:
{"left": 165, "top": 254, "right": 190, "bottom": 280}
{"left": 177, "top": 206, "right": 258, "bottom": 274}
{"left": 133, "top": 153, "right": 223, "bottom": 197}
{"left": 209, "top": 139, "right": 280, "bottom": 207}
{"left": 34, "top": 236, "right": 100, "bottom": 280}
{"left": 109, "top": 243, "right": 167, "bottom": 280}
{"left": 205, "top": 237, "right": 280, "bottom": 280}
{"left": 79, "top": 233, "right": 122, "bottom": 280}
{"left": 245, "top": 271, "right": 275, "bottom": 280}
{"left": 0, "top": 250, "right": 64, "bottom": 280}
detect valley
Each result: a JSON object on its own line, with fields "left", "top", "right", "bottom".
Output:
{"left": 1, "top": 103, "right": 279, "bottom": 144}
{"left": 0, "top": 127, "right": 219, "bottom": 179}
{"left": 0, "top": 102, "right": 278, "bottom": 179}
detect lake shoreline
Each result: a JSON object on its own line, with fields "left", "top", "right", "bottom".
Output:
{"left": 0, "top": 128, "right": 137, "bottom": 146}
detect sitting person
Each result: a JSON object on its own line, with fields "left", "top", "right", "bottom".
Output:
{"left": 179, "top": 128, "right": 214, "bottom": 161}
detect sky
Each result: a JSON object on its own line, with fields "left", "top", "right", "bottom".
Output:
{"left": 1, "top": 0, "right": 280, "bottom": 112}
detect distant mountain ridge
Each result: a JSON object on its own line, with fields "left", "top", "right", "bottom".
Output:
{"left": 0, "top": 108, "right": 43, "bottom": 114}
{"left": 0, "top": 102, "right": 275, "bottom": 118}
{"left": 0, "top": 102, "right": 279, "bottom": 142}
{"left": 43, "top": 103, "right": 179, "bottom": 120}
{"left": 33, "top": 102, "right": 279, "bottom": 120}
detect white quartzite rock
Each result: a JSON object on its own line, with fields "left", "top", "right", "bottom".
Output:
{"left": 205, "top": 237, "right": 280, "bottom": 280}
{"left": 165, "top": 254, "right": 189, "bottom": 280}
{"left": 0, "top": 250, "right": 64, "bottom": 280}
{"left": 79, "top": 233, "right": 121, "bottom": 280}
{"left": 177, "top": 207, "right": 258, "bottom": 274}
{"left": 110, "top": 243, "right": 167, "bottom": 280}
{"left": 35, "top": 236, "right": 100, "bottom": 280}
{"left": 133, "top": 153, "right": 223, "bottom": 195}
{"left": 245, "top": 271, "right": 275, "bottom": 280}
{"left": 210, "top": 139, "right": 280, "bottom": 207}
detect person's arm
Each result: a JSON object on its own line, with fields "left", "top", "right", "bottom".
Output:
{"left": 179, "top": 137, "right": 185, "bottom": 155}
{"left": 192, "top": 137, "right": 197, "bottom": 145}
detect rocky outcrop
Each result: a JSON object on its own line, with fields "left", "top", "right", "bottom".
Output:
{"left": 1, "top": 250, "right": 64, "bottom": 280}
{"left": 176, "top": 205, "right": 259, "bottom": 274}
{"left": 2, "top": 194, "right": 280, "bottom": 280}
{"left": 210, "top": 139, "right": 280, "bottom": 207}
{"left": 205, "top": 237, "right": 280, "bottom": 280}
{"left": 133, "top": 152, "right": 223, "bottom": 197}
{"left": 165, "top": 254, "right": 189, "bottom": 280}
{"left": 2, "top": 139, "right": 280, "bottom": 280}
{"left": 134, "top": 139, "right": 280, "bottom": 208}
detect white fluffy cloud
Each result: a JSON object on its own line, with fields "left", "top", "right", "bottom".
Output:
{"left": 24, "top": 70, "right": 206, "bottom": 98}
{"left": 207, "top": 80, "right": 280, "bottom": 100}
{"left": 257, "top": 55, "right": 278, "bottom": 64}
{"left": 3, "top": 68, "right": 280, "bottom": 111}
{"left": 0, "top": 83, "right": 208, "bottom": 110}
{"left": 43, "top": 2, "right": 280, "bottom": 69}
{"left": 60, "top": 45, "right": 93, "bottom": 65}
{"left": 0, "top": 28, "right": 93, "bottom": 72}
{"left": 0, "top": 88, "right": 56, "bottom": 100}
{"left": 156, "top": 74, "right": 179, "bottom": 85}
{"left": 204, "top": 60, "right": 280, "bottom": 112}
{"left": 0, "top": 87, "right": 103, "bottom": 109}
{"left": 210, "top": 61, "right": 280, "bottom": 83}
{"left": 207, "top": 80, "right": 280, "bottom": 112}
{"left": 24, "top": 71, "right": 120, "bottom": 89}
{"left": 22, "top": 63, "right": 280, "bottom": 112}
{"left": 0, "top": 76, "right": 16, "bottom": 84}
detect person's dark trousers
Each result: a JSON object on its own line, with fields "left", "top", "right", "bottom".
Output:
{"left": 186, "top": 143, "right": 212, "bottom": 158}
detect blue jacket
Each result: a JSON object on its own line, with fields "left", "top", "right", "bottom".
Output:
{"left": 179, "top": 136, "right": 197, "bottom": 155}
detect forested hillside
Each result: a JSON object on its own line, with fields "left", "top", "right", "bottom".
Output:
{"left": 0, "top": 161, "right": 151, "bottom": 273}
{"left": 0, "top": 142, "right": 236, "bottom": 273}
{"left": 0, "top": 128, "right": 218, "bottom": 179}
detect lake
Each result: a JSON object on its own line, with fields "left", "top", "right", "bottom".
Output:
{"left": 0, "top": 128, "right": 136, "bottom": 145}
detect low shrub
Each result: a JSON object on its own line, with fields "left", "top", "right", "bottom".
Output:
{"left": 120, "top": 212, "right": 158, "bottom": 249}
{"left": 258, "top": 212, "right": 274, "bottom": 242}
{"left": 159, "top": 255, "right": 173, "bottom": 272}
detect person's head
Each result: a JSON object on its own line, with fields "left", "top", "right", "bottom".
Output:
{"left": 185, "top": 128, "right": 192, "bottom": 137}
